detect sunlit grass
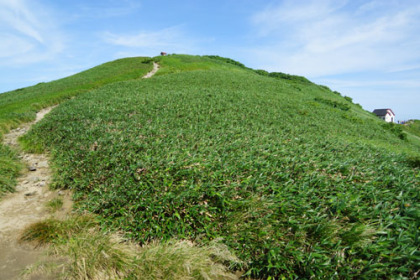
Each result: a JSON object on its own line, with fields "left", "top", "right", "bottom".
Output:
{"left": 0, "top": 57, "right": 153, "bottom": 196}
{"left": 21, "top": 55, "right": 420, "bottom": 278}
{"left": 0, "top": 145, "right": 22, "bottom": 196}
{"left": 20, "top": 215, "right": 241, "bottom": 280}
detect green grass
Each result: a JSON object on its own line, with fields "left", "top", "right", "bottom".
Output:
{"left": 21, "top": 215, "right": 240, "bottom": 280}
{"left": 21, "top": 55, "right": 420, "bottom": 278}
{"left": 153, "top": 54, "right": 255, "bottom": 76}
{"left": 402, "top": 120, "right": 420, "bottom": 155}
{"left": 46, "top": 197, "right": 64, "bottom": 213}
{"left": 403, "top": 119, "right": 420, "bottom": 137}
{"left": 0, "top": 57, "right": 153, "bottom": 196}
{"left": 0, "top": 144, "right": 22, "bottom": 197}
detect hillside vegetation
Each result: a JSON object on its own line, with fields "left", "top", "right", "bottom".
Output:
{"left": 0, "top": 57, "right": 152, "bottom": 195}
{"left": 14, "top": 55, "right": 419, "bottom": 278}
{"left": 403, "top": 119, "right": 420, "bottom": 138}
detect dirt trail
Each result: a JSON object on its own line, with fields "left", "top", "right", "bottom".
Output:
{"left": 0, "top": 107, "right": 71, "bottom": 280}
{"left": 0, "top": 63, "right": 159, "bottom": 279}
{"left": 142, "top": 62, "right": 159, "bottom": 79}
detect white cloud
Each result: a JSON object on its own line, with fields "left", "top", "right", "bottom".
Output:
{"left": 0, "top": 0, "right": 65, "bottom": 66}
{"left": 249, "top": 0, "right": 420, "bottom": 77}
{"left": 252, "top": 0, "right": 347, "bottom": 36}
{"left": 319, "top": 78, "right": 420, "bottom": 89}
{"left": 0, "top": 34, "right": 34, "bottom": 57}
{"left": 0, "top": 0, "right": 45, "bottom": 42}
{"left": 73, "top": 0, "right": 142, "bottom": 19}
{"left": 102, "top": 26, "right": 200, "bottom": 55}
{"left": 387, "top": 64, "right": 420, "bottom": 73}
{"left": 245, "top": 0, "right": 420, "bottom": 120}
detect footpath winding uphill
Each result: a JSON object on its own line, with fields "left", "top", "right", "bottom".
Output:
{"left": 142, "top": 62, "right": 159, "bottom": 79}
{"left": 0, "top": 62, "right": 160, "bottom": 279}
{"left": 0, "top": 107, "right": 71, "bottom": 279}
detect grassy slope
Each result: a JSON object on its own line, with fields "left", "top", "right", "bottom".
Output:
{"left": 22, "top": 55, "right": 420, "bottom": 278}
{"left": 154, "top": 54, "right": 255, "bottom": 76}
{"left": 402, "top": 120, "right": 420, "bottom": 153}
{"left": 403, "top": 119, "right": 420, "bottom": 138}
{"left": 0, "top": 57, "right": 153, "bottom": 196}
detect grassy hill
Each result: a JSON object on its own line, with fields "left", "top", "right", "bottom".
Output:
{"left": 0, "top": 57, "right": 152, "bottom": 195}
{"left": 403, "top": 119, "right": 420, "bottom": 137}
{"left": 2, "top": 54, "right": 420, "bottom": 278}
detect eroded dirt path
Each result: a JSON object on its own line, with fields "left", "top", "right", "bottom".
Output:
{"left": 0, "top": 107, "right": 71, "bottom": 280}
{"left": 0, "top": 64, "right": 159, "bottom": 279}
{"left": 142, "top": 62, "right": 159, "bottom": 79}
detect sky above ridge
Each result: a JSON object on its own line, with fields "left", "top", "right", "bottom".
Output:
{"left": 1, "top": 0, "right": 419, "bottom": 121}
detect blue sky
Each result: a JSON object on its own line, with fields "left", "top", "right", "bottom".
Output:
{"left": 1, "top": 0, "right": 419, "bottom": 120}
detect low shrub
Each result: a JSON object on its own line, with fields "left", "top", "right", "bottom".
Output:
{"left": 314, "top": 97, "right": 350, "bottom": 111}
{"left": 268, "top": 72, "right": 312, "bottom": 84}
{"left": 254, "top": 69, "right": 269, "bottom": 76}
{"left": 203, "top": 55, "right": 246, "bottom": 68}
{"left": 344, "top": 96, "right": 353, "bottom": 103}
{"left": 319, "top": 85, "right": 331, "bottom": 91}
{"left": 406, "top": 155, "right": 420, "bottom": 168}
{"left": 383, "top": 122, "right": 407, "bottom": 141}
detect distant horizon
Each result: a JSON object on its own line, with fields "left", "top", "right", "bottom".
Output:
{"left": 1, "top": 0, "right": 419, "bottom": 120}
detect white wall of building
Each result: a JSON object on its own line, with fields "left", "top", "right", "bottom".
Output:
{"left": 385, "top": 113, "right": 394, "bottom": 123}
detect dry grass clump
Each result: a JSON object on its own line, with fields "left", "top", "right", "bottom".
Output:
{"left": 20, "top": 215, "right": 241, "bottom": 280}
{"left": 137, "top": 239, "right": 240, "bottom": 280}
{"left": 45, "top": 197, "right": 64, "bottom": 212}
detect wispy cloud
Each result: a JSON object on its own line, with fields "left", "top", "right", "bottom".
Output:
{"left": 0, "top": 0, "right": 65, "bottom": 66}
{"left": 0, "top": 0, "right": 44, "bottom": 42}
{"left": 73, "top": 0, "right": 142, "bottom": 19}
{"left": 102, "top": 26, "right": 201, "bottom": 55}
{"left": 246, "top": 0, "right": 420, "bottom": 119}
{"left": 0, "top": 34, "right": 34, "bottom": 58}
{"left": 320, "top": 78, "right": 420, "bottom": 89}
{"left": 249, "top": 0, "right": 420, "bottom": 77}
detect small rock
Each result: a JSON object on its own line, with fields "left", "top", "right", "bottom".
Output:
{"left": 25, "top": 191, "right": 37, "bottom": 197}
{"left": 38, "top": 182, "right": 46, "bottom": 187}
{"left": 29, "top": 166, "right": 37, "bottom": 171}
{"left": 58, "top": 191, "right": 64, "bottom": 196}
{"left": 29, "top": 177, "right": 40, "bottom": 182}
{"left": 37, "top": 161, "right": 48, "bottom": 168}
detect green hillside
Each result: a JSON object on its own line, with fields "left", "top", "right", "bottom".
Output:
{"left": 3, "top": 55, "right": 420, "bottom": 278}
{"left": 403, "top": 119, "right": 420, "bottom": 138}
{"left": 0, "top": 57, "right": 152, "bottom": 195}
